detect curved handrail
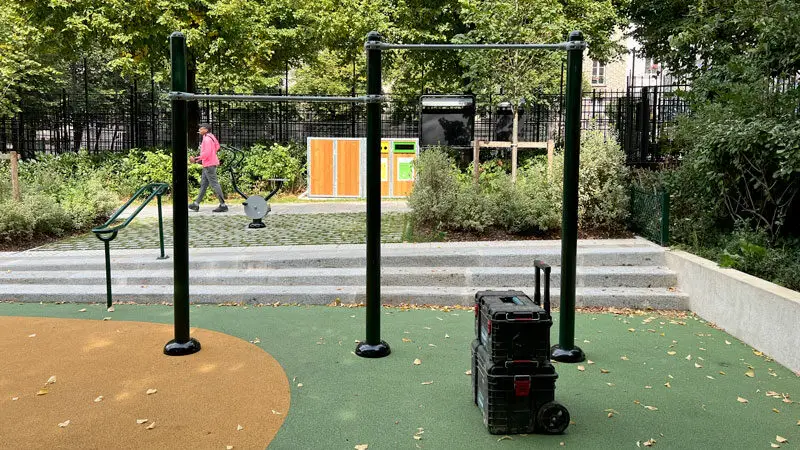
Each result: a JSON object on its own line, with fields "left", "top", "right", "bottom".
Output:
{"left": 92, "top": 182, "right": 170, "bottom": 308}
{"left": 219, "top": 144, "right": 248, "bottom": 200}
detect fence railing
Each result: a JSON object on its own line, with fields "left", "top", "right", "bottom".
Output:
{"left": 2, "top": 84, "right": 690, "bottom": 165}
{"left": 629, "top": 186, "right": 670, "bottom": 246}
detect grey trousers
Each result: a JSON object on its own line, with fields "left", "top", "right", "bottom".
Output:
{"left": 195, "top": 165, "right": 225, "bottom": 204}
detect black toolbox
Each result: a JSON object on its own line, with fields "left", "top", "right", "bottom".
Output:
{"left": 474, "top": 290, "right": 551, "bottom": 364}
{"left": 474, "top": 342, "right": 569, "bottom": 434}
{"left": 471, "top": 260, "right": 569, "bottom": 435}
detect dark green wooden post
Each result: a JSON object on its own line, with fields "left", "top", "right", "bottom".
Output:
{"left": 551, "top": 31, "right": 586, "bottom": 363}
{"left": 660, "top": 190, "right": 670, "bottom": 246}
{"left": 165, "top": 32, "right": 201, "bottom": 356}
{"left": 356, "top": 31, "right": 390, "bottom": 358}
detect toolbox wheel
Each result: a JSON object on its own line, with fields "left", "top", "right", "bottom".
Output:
{"left": 536, "top": 401, "right": 570, "bottom": 434}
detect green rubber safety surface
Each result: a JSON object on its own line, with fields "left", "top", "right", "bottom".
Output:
{"left": 32, "top": 213, "right": 408, "bottom": 251}
{"left": 1, "top": 303, "right": 797, "bottom": 449}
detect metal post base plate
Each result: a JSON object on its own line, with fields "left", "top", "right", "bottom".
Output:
{"left": 164, "top": 338, "right": 202, "bottom": 356}
{"left": 551, "top": 345, "right": 586, "bottom": 363}
{"left": 248, "top": 219, "right": 266, "bottom": 229}
{"left": 157, "top": 255, "right": 170, "bottom": 260}
{"left": 355, "top": 341, "right": 391, "bottom": 358}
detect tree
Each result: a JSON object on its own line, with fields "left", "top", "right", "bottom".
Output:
{"left": 0, "top": 3, "right": 55, "bottom": 118}
{"left": 457, "top": 0, "right": 626, "bottom": 181}
{"left": 627, "top": 0, "right": 800, "bottom": 237}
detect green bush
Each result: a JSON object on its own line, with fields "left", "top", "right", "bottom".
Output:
{"left": 409, "top": 137, "right": 629, "bottom": 235}
{"left": 0, "top": 194, "right": 72, "bottom": 242}
{"left": 118, "top": 149, "right": 174, "bottom": 197}
{"left": 242, "top": 143, "right": 304, "bottom": 194}
{"left": 408, "top": 147, "right": 461, "bottom": 227}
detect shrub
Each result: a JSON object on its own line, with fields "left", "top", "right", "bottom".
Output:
{"left": 242, "top": 143, "right": 303, "bottom": 194}
{"left": 574, "top": 130, "right": 629, "bottom": 231}
{"left": 118, "top": 149, "right": 174, "bottom": 197}
{"left": 408, "top": 147, "right": 460, "bottom": 227}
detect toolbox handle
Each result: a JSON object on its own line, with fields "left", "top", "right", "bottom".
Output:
{"left": 504, "top": 359, "right": 540, "bottom": 370}
{"left": 506, "top": 312, "right": 535, "bottom": 321}
{"left": 534, "top": 260, "right": 551, "bottom": 316}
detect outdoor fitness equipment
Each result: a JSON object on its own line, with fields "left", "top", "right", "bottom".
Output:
{"left": 220, "top": 144, "right": 286, "bottom": 229}
{"left": 166, "top": 31, "right": 587, "bottom": 364}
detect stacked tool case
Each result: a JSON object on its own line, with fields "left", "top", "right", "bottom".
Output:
{"left": 471, "top": 260, "right": 570, "bottom": 434}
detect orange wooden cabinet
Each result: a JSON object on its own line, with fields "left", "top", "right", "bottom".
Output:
{"left": 307, "top": 137, "right": 418, "bottom": 198}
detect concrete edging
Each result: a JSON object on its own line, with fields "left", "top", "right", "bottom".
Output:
{"left": 665, "top": 249, "right": 800, "bottom": 372}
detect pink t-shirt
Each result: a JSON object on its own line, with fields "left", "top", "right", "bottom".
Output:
{"left": 196, "top": 133, "right": 220, "bottom": 167}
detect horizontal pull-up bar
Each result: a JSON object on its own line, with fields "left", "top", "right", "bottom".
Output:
{"left": 168, "top": 92, "right": 381, "bottom": 103}
{"left": 370, "top": 42, "right": 586, "bottom": 51}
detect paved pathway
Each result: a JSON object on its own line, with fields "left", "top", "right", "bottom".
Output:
{"left": 33, "top": 200, "right": 411, "bottom": 251}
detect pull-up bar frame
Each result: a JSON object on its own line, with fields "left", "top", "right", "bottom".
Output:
{"left": 166, "top": 30, "right": 586, "bottom": 363}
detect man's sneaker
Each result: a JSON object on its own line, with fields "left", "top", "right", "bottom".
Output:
{"left": 212, "top": 204, "right": 228, "bottom": 213}
{"left": 188, "top": 203, "right": 199, "bottom": 212}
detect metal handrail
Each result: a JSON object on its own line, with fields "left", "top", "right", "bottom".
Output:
{"left": 92, "top": 182, "right": 170, "bottom": 308}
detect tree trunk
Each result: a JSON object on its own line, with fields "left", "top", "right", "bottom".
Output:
{"left": 511, "top": 106, "right": 519, "bottom": 183}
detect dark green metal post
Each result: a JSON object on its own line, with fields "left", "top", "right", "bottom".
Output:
{"left": 156, "top": 194, "right": 168, "bottom": 260}
{"left": 356, "top": 31, "right": 390, "bottom": 358}
{"left": 660, "top": 190, "right": 670, "bottom": 246}
{"left": 104, "top": 240, "right": 112, "bottom": 308}
{"left": 164, "top": 32, "right": 200, "bottom": 356}
{"left": 551, "top": 31, "right": 586, "bottom": 363}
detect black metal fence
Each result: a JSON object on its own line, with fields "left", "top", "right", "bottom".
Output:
{"left": 1, "top": 83, "right": 690, "bottom": 164}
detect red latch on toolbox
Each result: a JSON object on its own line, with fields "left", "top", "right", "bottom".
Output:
{"left": 487, "top": 319, "right": 492, "bottom": 335}
{"left": 514, "top": 375, "right": 531, "bottom": 396}
{"left": 474, "top": 303, "right": 479, "bottom": 317}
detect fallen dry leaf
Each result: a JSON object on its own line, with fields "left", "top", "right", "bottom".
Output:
{"left": 773, "top": 408, "right": 780, "bottom": 414}
{"left": 745, "top": 369, "right": 755, "bottom": 378}
{"left": 737, "top": 396, "right": 748, "bottom": 404}
{"left": 146, "top": 389, "right": 157, "bottom": 395}
{"left": 667, "top": 351, "right": 676, "bottom": 356}
{"left": 271, "top": 410, "right": 282, "bottom": 415}
{"left": 102, "top": 317, "right": 112, "bottom": 321}
{"left": 402, "top": 338, "right": 413, "bottom": 343}
{"left": 465, "top": 370, "right": 472, "bottom": 376}
{"left": 107, "top": 306, "right": 115, "bottom": 312}
{"left": 227, "top": 446, "right": 234, "bottom": 450}
{"left": 94, "top": 396, "right": 103, "bottom": 403}
{"left": 643, "top": 405, "right": 658, "bottom": 411}
{"left": 58, "top": 420, "right": 70, "bottom": 428}
{"left": 28, "top": 334, "right": 36, "bottom": 338}
{"left": 685, "top": 355, "right": 692, "bottom": 361}
{"left": 725, "top": 340, "right": 731, "bottom": 345}
{"left": 237, "top": 424, "right": 244, "bottom": 431}
{"left": 146, "top": 422, "right": 155, "bottom": 430}
{"left": 12, "top": 397, "right": 19, "bottom": 401}
{"left": 628, "top": 328, "right": 636, "bottom": 332}
{"left": 445, "top": 334, "right": 450, "bottom": 338}
{"left": 600, "top": 369, "right": 610, "bottom": 374}
{"left": 587, "top": 360, "right": 595, "bottom": 365}
{"left": 36, "top": 389, "right": 48, "bottom": 396}
{"left": 771, "top": 444, "right": 780, "bottom": 448}
{"left": 776, "top": 436, "right": 788, "bottom": 443}
{"left": 251, "top": 338, "right": 261, "bottom": 344}
{"left": 695, "top": 363, "right": 703, "bottom": 368}
{"left": 354, "top": 445, "right": 368, "bottom": 450}
{"left": 621, "top": 356, "right": 629, "bottom": 361}
{"left": 297, "top": 383, "right": 303, "bottom": 388}
{"left": 664, "top": 382, "right": 671, "bottom": 388}
{"left": 421, "top": 381, "right": 434, "bottom": 385}
{"left": 136, "top": 419, "right": 148, "bottom": 424}
{"left": 79, "top": 308, "right": 87, "bottom": 312}
{"left": 413, "top": 359, "right": 422, "bottom": 366}
{"left": 577, "top": 365, "right": 586, "bottom": 372}
{"left": 643, "top": 438, "right": 656, "bottom": 447}
{"left": 497, "top": 436, "right": 512, "bottom": 442}
{"left": 46, "top": 376, "right": 56, "bottom": 385}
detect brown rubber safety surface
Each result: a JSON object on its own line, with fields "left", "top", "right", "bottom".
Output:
{"left": 0, "top": 317, "right": 290, "bottom": 450}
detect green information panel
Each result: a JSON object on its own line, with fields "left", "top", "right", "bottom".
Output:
{"left": 397, "top": 157, "right": 414, "bottom": 181}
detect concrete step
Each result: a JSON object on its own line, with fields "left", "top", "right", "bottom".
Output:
{"left": 0, "top": 284, "right": 688, "bottom": 309}
{"left": 0, "top": 266, "right": 678, "bottom": 289}
{"left": 2, "top": 241, "right": 666, "bottom": 272}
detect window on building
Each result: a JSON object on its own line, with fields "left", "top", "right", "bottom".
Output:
{"left": 645, "top": 58, "right": 659, "bottom": 75}
{"left": 591, "top": 61, "right": 606, "bottom": 85}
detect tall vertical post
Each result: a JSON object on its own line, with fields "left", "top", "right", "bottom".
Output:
{"left": 356, "top": 31, "right": 390, "bottom": 358}
{"left": 164, "top": 32, "right": 201, "bottom": 356}
{"left": 551, "top": 31, "right": 586, "bottom": 363}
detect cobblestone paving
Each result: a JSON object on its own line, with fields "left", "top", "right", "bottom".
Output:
{"left": 34, "top": 213, "right": 408, "bottom": 251}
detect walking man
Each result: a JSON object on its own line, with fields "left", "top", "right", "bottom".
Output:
{"left": 189, "top": 123, "right": 228, "bottom": 212}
